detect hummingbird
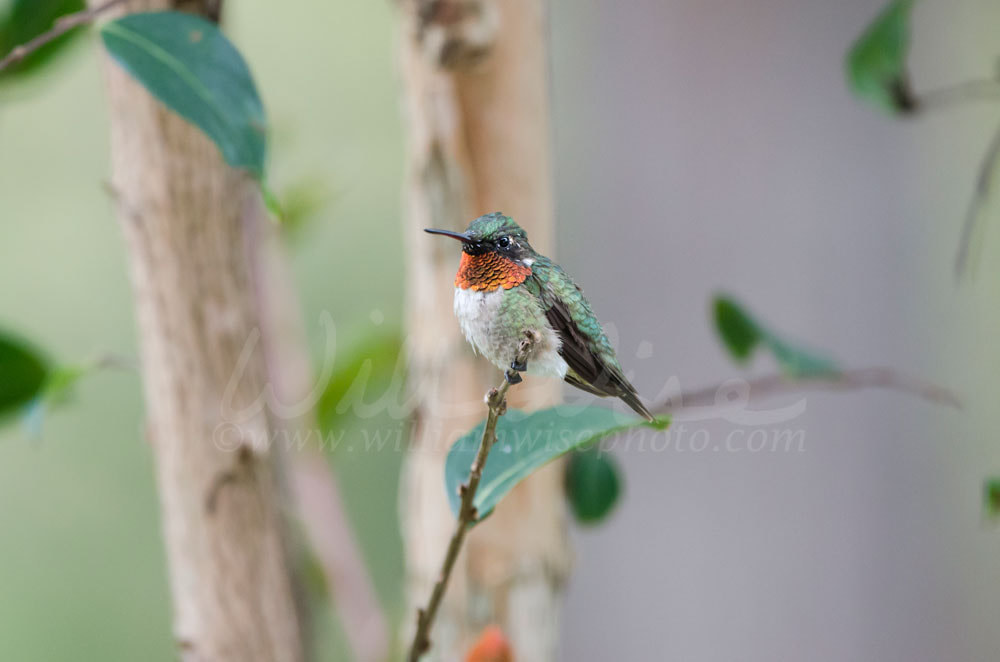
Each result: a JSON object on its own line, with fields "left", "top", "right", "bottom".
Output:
{"left": 426, "top": 212, "right": 654, "bottom": 421}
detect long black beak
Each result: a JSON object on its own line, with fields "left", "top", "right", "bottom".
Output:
{"left": 424, "top": 228, "right": 471, "bottom": 242}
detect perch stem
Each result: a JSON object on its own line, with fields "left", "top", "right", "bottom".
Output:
{"left": 406, "top": 332, "right": 537, "bottom": 662}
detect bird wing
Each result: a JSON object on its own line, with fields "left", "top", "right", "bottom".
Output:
{"left": 526, "top": 274, "right": 648, "bottom": 417}
{"left": 542, "top": 297, "right": 654, "bottom": 421}
{"left": 542, "top": 295, "right": 613, "bottom": 392}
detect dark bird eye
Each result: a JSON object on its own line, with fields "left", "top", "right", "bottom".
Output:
{"left": 497, "top": 236, "right": 511, "bottom": 248}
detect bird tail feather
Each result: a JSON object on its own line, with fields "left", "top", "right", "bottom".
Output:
{"left": 618, "top": 389, "right": 655, "bottom": 422}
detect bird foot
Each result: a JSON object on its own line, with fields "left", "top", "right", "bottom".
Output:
{"left": 504, "top": 330, "right": 536, "bottom": 386}
{"left": 504, "top": 369, "right": 523, "bottom": 385}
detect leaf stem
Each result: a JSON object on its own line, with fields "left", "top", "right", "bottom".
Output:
{"left": 917, "top": 77, "right": 1000, "bottom": 111}
{"left": 0, "top": 0, "right": 127, "bottom": 74}
{"left": 406, "top": 331, "right": 537, "bottom": 662}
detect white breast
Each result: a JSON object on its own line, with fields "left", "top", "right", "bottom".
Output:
{"left": 452, "top": 286, "right": 568, "bottom": 379}
{"left": 453, "top": 287, "right": 503, "bottom": 357}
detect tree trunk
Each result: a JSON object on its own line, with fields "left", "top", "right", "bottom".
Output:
{"left": 95, "top": 2, "right": 304, "bottom": 660}
{"left": 397, "top": 0, "right": 571, "bottom": 659}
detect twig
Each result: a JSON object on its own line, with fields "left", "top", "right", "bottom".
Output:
{"left": 92, "top": 352, "right": 138, "bottom": 372}
{"left": 954, "top": 119, "right": 1000, "bottom": 277}
{"left": 0, "top": 0, "right": 126, "bottom": 74}
{"left": 656, "top": 366, "right": 961, "bottom": 416}
{"left": 406, "top": 331, "right": 537, "bottom": 662}
{"left": 290, "top": 449, "right": 389, "bottom": 662}
{"left": 917, "top": 78, "right": 1000, "bottom": 111}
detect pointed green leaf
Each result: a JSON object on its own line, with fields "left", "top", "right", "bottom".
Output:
{"left": 846, "top": 0, "right": 917, "bottom": 114}
{"left": 714, "top": 297, "right": 760, "bottom": 361}
{"left": 0, "top": 328, "right": 112, "bottom": 434}
{"left": 0, "top": 0, "right": 86, "bottom": 79}
{"left": 261, "top": 183, "right": 284, "bottom": 223}
{"left": 0, "top": 329, "right": 49, "bottom": 419}
{"left": 985, "top": 478, "right": 1000, "bottom": 521}
{"left": 445, "top": 406, "right": 668, "bottom": 524}
{"left": 100, "top": 11, "right": 267, "bottom": 177}
{"left": 713, "top": 294, "right": 838, "bottom": 378}
{"left": 564, "top": 446, "right": 622, "bottom": 524}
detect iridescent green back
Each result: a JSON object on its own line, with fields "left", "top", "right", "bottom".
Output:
{"left": 528, "top": 256, "right": 625, "bottom": 375}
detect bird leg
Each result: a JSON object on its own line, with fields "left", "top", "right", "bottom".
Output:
{"left": 504, "top": 331, "right": 537, "bottom": 385}
{"left": 505, "top": 355, "right": 528, "bottom": 384}
{"left": 504, "top": 366, "right": 523, "bottom": 385}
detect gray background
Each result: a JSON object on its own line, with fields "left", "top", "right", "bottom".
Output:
{"left": 552, "top": 1, "right": 1000, "bottom": 660}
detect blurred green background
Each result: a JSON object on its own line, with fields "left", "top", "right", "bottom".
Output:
{"left": 3, "top": 0, "right": 1000, "bottom": 660}
{"left": 0, "top": 1, "right": 404, "bottom": 659}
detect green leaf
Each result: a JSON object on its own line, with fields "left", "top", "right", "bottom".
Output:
{"left": 714, "top": 297, "right": 758, "bottom": 361}
{"left": 712, "top": 294, "right": 838, "bottom": 378}
{"left": 0, "top": 329, "right": 50, "bottom": 419}
{"left": 261, "top": 184, "right": 284, "bottom": 223}
{"left": 0, "top": 0, "right": 86, "bottom": 79}
{"left": 985, "top": 478, "right": 1000, "bottom": 521}
{"left": 845, "top": 0, "right": 917, "bottom": 114}
{"left": 0, "top": 329, "right": 112, "bottom": 433}
{"left": 316, "top": 333, "right": 404, "bottom": 433}
{"left": 100, "top": 11, "right": 267, "bottom": 177}
{"left": 445, "top": 406, "right": 668, "bottom": 524}
{"left": 564, "top": 446, "right": 622, "bottom": 524}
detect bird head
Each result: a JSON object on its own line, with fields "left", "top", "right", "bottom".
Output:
{"left": 425, "top": 212, "right": 536, "bottom": 263}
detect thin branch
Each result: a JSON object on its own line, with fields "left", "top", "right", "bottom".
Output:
{"left": 92, "top": 352, "right": 137, "bottom": 372}
{"left": 0, "top": 0, "right": 126, "bottom": 74}
{"left": 954, "top": 119, "right": 1000, "bottom": 277}
{"left": 245, "top": 195, "right": 389, "bottom": 662}
{"left": 290, "top": 450, "right": 389, "bottom": 662}
{"left": 407, "top": 331, "right": 537, "bottom": 662}
{"left": 656, "top": 366, "right": 961, "bottom": 416}
{"left": 917, "top": 78, "right": 1000, "bottom": 112}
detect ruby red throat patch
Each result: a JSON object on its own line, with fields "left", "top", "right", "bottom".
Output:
{"left": 455, "top": 252, "right": 531, "bottom": 291}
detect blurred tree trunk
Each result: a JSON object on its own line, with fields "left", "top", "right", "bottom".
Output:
{"left": 94, "top": 1, "right": 304, "bottom": 660}
{"left": 398, "top": 0, "right": 571, "bottom": 659}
